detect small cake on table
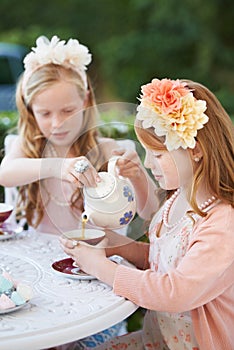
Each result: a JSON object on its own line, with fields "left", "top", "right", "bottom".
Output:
{"left": 0, "top": 271, "right": 33, "bottom": 310}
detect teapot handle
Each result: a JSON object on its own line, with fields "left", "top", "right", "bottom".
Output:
{"left": 107, "top": 156, "right": 120, "bottom": 176}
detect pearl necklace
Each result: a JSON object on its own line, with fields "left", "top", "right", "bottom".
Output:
{"left": 47, "top": 142, "right": 59, "bottom": 157}
{"left": 43, "top": 185, "right": 72, "bottom": 207}
{"left": 162, "top": 188, "right": 217, "bottom": 230}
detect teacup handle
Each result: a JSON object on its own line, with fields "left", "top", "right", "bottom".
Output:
{"left": 107, "top": 156, "right": 120, "bottom": 176}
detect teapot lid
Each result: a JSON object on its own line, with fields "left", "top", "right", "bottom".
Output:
{"left": 84, "top": 172, "right": 116, "bottom": 199}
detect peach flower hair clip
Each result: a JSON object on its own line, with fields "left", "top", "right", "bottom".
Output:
{"left": 136, "top": 78, "right": 209, "bottom": 151}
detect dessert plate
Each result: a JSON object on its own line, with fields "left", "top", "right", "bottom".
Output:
{"left": 0, "top": 300, "right": 29, "bottom": 314}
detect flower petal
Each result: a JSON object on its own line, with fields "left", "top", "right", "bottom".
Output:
{"left": 136, "top": 78, "right": 209, "bottom": 150}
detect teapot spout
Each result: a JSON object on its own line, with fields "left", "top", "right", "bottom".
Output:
{"left": 81, "top": 211, "right": 89, "bottom": 222}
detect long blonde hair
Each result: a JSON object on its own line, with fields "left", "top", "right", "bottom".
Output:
{"left": 135, "top": 79, "right": 234, "bottom": 215}
{"left": 15, "top": 64, "right": 106, "bottom": 227}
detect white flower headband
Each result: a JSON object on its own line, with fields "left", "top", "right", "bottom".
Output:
{"left": 22, "top": 35, "right": 92, "bottom": 92}
{"left": 136, "top": 78, "right": 209, "bottom": 151}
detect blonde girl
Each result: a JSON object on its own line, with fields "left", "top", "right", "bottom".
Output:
{"left": 0, "top": 36, "right": 158, "bottom": 235}
{"left": 0, "top": 36, "right": 159, "bottom": 349}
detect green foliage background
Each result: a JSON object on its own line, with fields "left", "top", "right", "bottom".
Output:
{"left": 0, "top": 0, "right": 234, "bottom": 115}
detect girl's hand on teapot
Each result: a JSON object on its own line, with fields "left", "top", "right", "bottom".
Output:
{"left": 112, "top": 149, "right": 143, "bottom": 180}
{"left": 60, "top": 157, "right": 101, "bottom": 188}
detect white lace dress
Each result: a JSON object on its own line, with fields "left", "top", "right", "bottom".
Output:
{"left": 95, "top": 204, "right": 200, "bottom": 350}
{"left": 142, "top": 208, "right": 199, "bottom": 349}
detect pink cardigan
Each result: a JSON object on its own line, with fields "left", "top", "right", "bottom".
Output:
{"left": 113, "top": 203, "right": 234, "bottom": 349}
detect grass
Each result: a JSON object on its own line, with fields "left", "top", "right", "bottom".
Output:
{"left": 127, "top": 308, "right": 145, "bottom": 332}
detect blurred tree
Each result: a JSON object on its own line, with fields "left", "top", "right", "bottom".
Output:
{"left": 0, "top": 0, "right": 233, "bottom": 114}
{"left": 96, "top": 0, "right": 234, "bottom": 110}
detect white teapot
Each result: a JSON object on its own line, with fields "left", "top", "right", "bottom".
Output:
{"left": 82, "top": 156, "right": 136, "bottom": 230}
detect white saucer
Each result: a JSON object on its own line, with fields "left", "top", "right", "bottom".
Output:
{"left": 51, "top": 255, "right": 136, "bottom": 280}
{"left": 51, "top": 258, "right": 96, "bottom": 280}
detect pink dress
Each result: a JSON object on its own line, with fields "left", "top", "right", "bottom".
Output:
{"left": 37, "top": 177, "right": 84, "bottom": 234}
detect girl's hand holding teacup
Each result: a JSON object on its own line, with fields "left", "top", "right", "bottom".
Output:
{"left": 60, "top": 236, "right": 108, "bottom": 277}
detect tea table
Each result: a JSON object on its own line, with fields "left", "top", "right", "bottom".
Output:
{"left": 0, "top": 230, "right": 138, "bottom": 350}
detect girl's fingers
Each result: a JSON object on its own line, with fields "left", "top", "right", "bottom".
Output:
{"left": 69, "top": 166, "right": 98, "bottom": 187}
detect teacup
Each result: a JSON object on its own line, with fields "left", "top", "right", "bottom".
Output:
{"left": 63, "top": 228, "right": 105, "bottom": 246}
{"left": 0, "top": 203, "right": 14, "bottom": 224}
